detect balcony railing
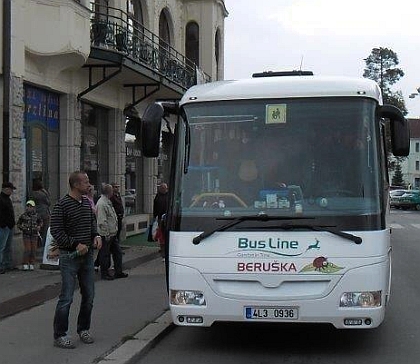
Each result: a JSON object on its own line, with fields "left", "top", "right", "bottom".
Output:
{"left": 89, "top": 3, "right": 211, "bottom": 89}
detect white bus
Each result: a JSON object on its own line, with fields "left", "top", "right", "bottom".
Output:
{"left": 141, "top": 72, "right": 409, "bottom": 328}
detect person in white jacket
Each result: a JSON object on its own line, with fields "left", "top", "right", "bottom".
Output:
{"left": 96, "top": 184, "right": 128, "bottom": 280}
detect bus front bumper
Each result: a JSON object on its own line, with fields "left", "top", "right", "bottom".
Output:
{"left": 169, "top": 260, "right": 389, "bottom": 329}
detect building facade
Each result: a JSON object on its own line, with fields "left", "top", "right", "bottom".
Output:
{"left": 400, "top": 118, "right": 420, "bottom": 189}
{"left": 0, "top": 0, "right": 228, "bottom": 246}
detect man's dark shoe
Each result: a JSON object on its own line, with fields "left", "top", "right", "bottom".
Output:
{"left": 101, "top": 274, "right": 114, "bottom": 280}
{"left": 54, "top": 335, "right": 76, "bottom": 349}
{"left": 0, "top": 269, "right": 5, "bottom": 274}
{"left": 79, "top": 330, "right": 94, "bottom": 344}
{"left": 114, "top": 272, "right": 128, "bottom": 279}
{"left": 6, "top": 267, "right": 19, "bottom": 271}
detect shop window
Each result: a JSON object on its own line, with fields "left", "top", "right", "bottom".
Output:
{"left": 124, "top": 108, "right": 144, "bottom": 215}
{"left": 125, "top": 140, "right": 144, "bottom": 215}
{"left": 81, "top": 103, "right": 109, "bottom": 199}
{"left": 24, "top": 86, "right": 60, "bottom": 202}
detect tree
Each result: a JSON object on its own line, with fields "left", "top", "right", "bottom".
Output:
{"left": 363, "top": 47, "right": 408, "bottom": 171}
{"left": 391, "top": 162, "right": 405, "bottom": 187}
{"left": 363, "top": 47, "right": 407, "bottom": 115}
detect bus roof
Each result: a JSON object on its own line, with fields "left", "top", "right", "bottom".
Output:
{"left": 180, "top": 76, "right": 383, "bottom": 105}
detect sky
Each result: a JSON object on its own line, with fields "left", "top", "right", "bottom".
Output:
{"left": 223, "top": 0, "right": 420, "bottom": 118}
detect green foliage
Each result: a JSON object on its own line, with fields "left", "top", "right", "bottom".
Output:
{"left": 363, "top": 47, "right": 408, "bottom": 172}
{"left": 384, "top": 90, "right": 408, "bottom": 116}
{"left": 391, "top": 162, "right": 405, "bottom": 186}
{"left": 363, "top": 47, "right": 407, "bottom": 116}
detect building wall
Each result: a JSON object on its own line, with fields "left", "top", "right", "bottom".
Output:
{"left": 400, "top": 137, "right": 420, "bottom": 189}
{"left": 2, "top": 0, "right": 227, "bottom": 263}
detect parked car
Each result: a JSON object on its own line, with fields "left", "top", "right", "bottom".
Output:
{"left": 390, "top": 189, "right": 409, "bottom": 208}
{"left": 390, "top": 190, "right": 420, "bottom": 210}
{"left": 390, "top": 189, "right": 408, "bottom": 198}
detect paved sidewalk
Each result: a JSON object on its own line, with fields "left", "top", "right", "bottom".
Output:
{"left": 0, "top": 235, "right": 173, "bottom": 364}
{"left": 0, "top": 255, "right": 171, "bottom": 364}
{"left": 0, "top": 244, "right": 160, "bottom": 319}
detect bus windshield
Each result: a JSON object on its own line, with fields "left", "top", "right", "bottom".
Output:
{"left": 176, "top": 97, "right": 383, "bottom": 230}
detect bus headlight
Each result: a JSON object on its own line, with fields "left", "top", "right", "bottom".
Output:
{"left": 171, "top": 290, "right": 206, "bottom": 306}
{"left": 340, "top": 291, "right": 381, "bottom": 308}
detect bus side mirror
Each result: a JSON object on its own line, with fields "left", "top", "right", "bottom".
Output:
{"left": 141, "top": 103, "right": 164, "bottom": 158}
{"left": 380, "top": 104, "right": 410, "bottom": 157}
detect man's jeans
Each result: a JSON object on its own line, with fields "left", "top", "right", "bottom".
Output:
{"left": 53, "top": 250, "right": 95, "bottom": 339}
{"left": 0, "top": 227, "right": 13, "bottom": 270}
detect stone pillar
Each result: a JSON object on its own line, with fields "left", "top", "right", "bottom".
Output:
{"left": 9, "top": 75, "right": 25, "bottom": 268}
{"left": 108, "top": 108, "right": 127, "bottom": 240}
{"left": 108, "top": 108, "right": 125, "bottom": 187}
{"left": 58, "top": 94, "right": 82, "bottom": 196}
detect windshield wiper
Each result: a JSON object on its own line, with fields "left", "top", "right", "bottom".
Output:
{"left": 192, "top": 214, "right": 312, "bottom": 245}
{"left": 242, "top": 223, "right": 362, "bottom": 245}
{"left": 193, "top": 216, "right": 362, "bottom": 245}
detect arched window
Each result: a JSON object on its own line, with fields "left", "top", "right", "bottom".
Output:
{"left": 128, "top": 0, "right": 144, "bottom": 40}
{"left": 129, "top": 0, "right": 144, "bottom": 25}
{"left": 159, "top": 10, "right": 171, "bottom": 50}
{"left": 185, "top": 21, "right": 199, "bottom": 68}
{"left": 215, "top": 28, "right": 221, "bottom": 80}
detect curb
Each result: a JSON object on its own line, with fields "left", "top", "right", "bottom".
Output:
{"left": 0, "top": 250, "right": 159, "bottom": 320}
{"left": 97, "top": 310, "right": 174, "bottom": 364}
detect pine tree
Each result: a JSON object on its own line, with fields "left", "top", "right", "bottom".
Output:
{"left": 363, "top": 47, "right": 408, "bottom": 171}
{"left": 391, "top": 162, "right": 405, "bottom": 187}
{"left": 363, "top": 47, "right": 406, "bottom": 114}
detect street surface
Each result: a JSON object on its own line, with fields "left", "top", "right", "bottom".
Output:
{"left": 0, "top": 258, "right": 167, "bottom": 364}
{"left": 135, "top": 209, "right": 420, "bottom": 364}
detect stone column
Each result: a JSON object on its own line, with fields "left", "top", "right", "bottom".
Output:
{"left": 108, "top": 108, "right": 126, "bottom": 187}
{"left": 10, "top": 74, "right": 25, "bottom": 268}
{"left": 58, "top": 94, "right": 82, "bottom": 196}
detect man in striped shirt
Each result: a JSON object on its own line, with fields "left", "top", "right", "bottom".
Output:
{"left": 50, "top": 171, "right": 102, "bottom": 349}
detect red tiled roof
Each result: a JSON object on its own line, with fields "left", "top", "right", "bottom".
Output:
{"left": 408, "top": 118, "right": 420, "bottom": 138}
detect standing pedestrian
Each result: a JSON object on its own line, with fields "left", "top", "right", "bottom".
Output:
{"left": 85, "top": 185, "right": 96, "bottom": 213}
{"left": 16, "top": 200, "right": 42, "bottom": 271}
{"left": 50, "top": 171, "right": 102, "bottom": 349}
{"left": 153, "top": 183, "right": 169, "bottom": 222}
{"left": 110, "top": 183, "right": 124, "bottom": 243}
{"left": 96, "top": 184, "right": 128, "bottom": 280}
{"left": 0, "top": 181, "right": 17, "bottom": 274}
{"left": 30, "top": 179, "right": 51, "bottom": 247}
{"left": 152, "top": 183, "right": 168, "bottom": 259}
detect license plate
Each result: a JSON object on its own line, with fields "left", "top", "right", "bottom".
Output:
{"left": 244, "top": 306, "right": 298, "bottom": 320}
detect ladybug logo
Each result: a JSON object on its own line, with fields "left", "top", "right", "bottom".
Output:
{"left": 300, "top": 256, "right": 344, "bottom": 273}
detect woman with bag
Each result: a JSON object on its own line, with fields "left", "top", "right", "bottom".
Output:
{"left": 151, "top": 183, "right": 168, "bottom": 257}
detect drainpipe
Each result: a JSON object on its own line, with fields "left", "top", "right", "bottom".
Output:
{"left": 2, "top": 0, "right": 11, "bottom": 182}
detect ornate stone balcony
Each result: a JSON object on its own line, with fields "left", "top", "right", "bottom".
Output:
{"left": 89, "top": 3, "right": 210, "bottom": 90}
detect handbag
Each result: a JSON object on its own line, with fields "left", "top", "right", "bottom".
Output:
{"left": 151, "top": 218, "right": 159, "bottom": 241}
{"left": 147, "top": 218, "right": 158, "bottom": 242}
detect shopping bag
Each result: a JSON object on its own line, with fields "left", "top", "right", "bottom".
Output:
{"left": 151, "top": 218, "right": 159, "bottom": 241}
